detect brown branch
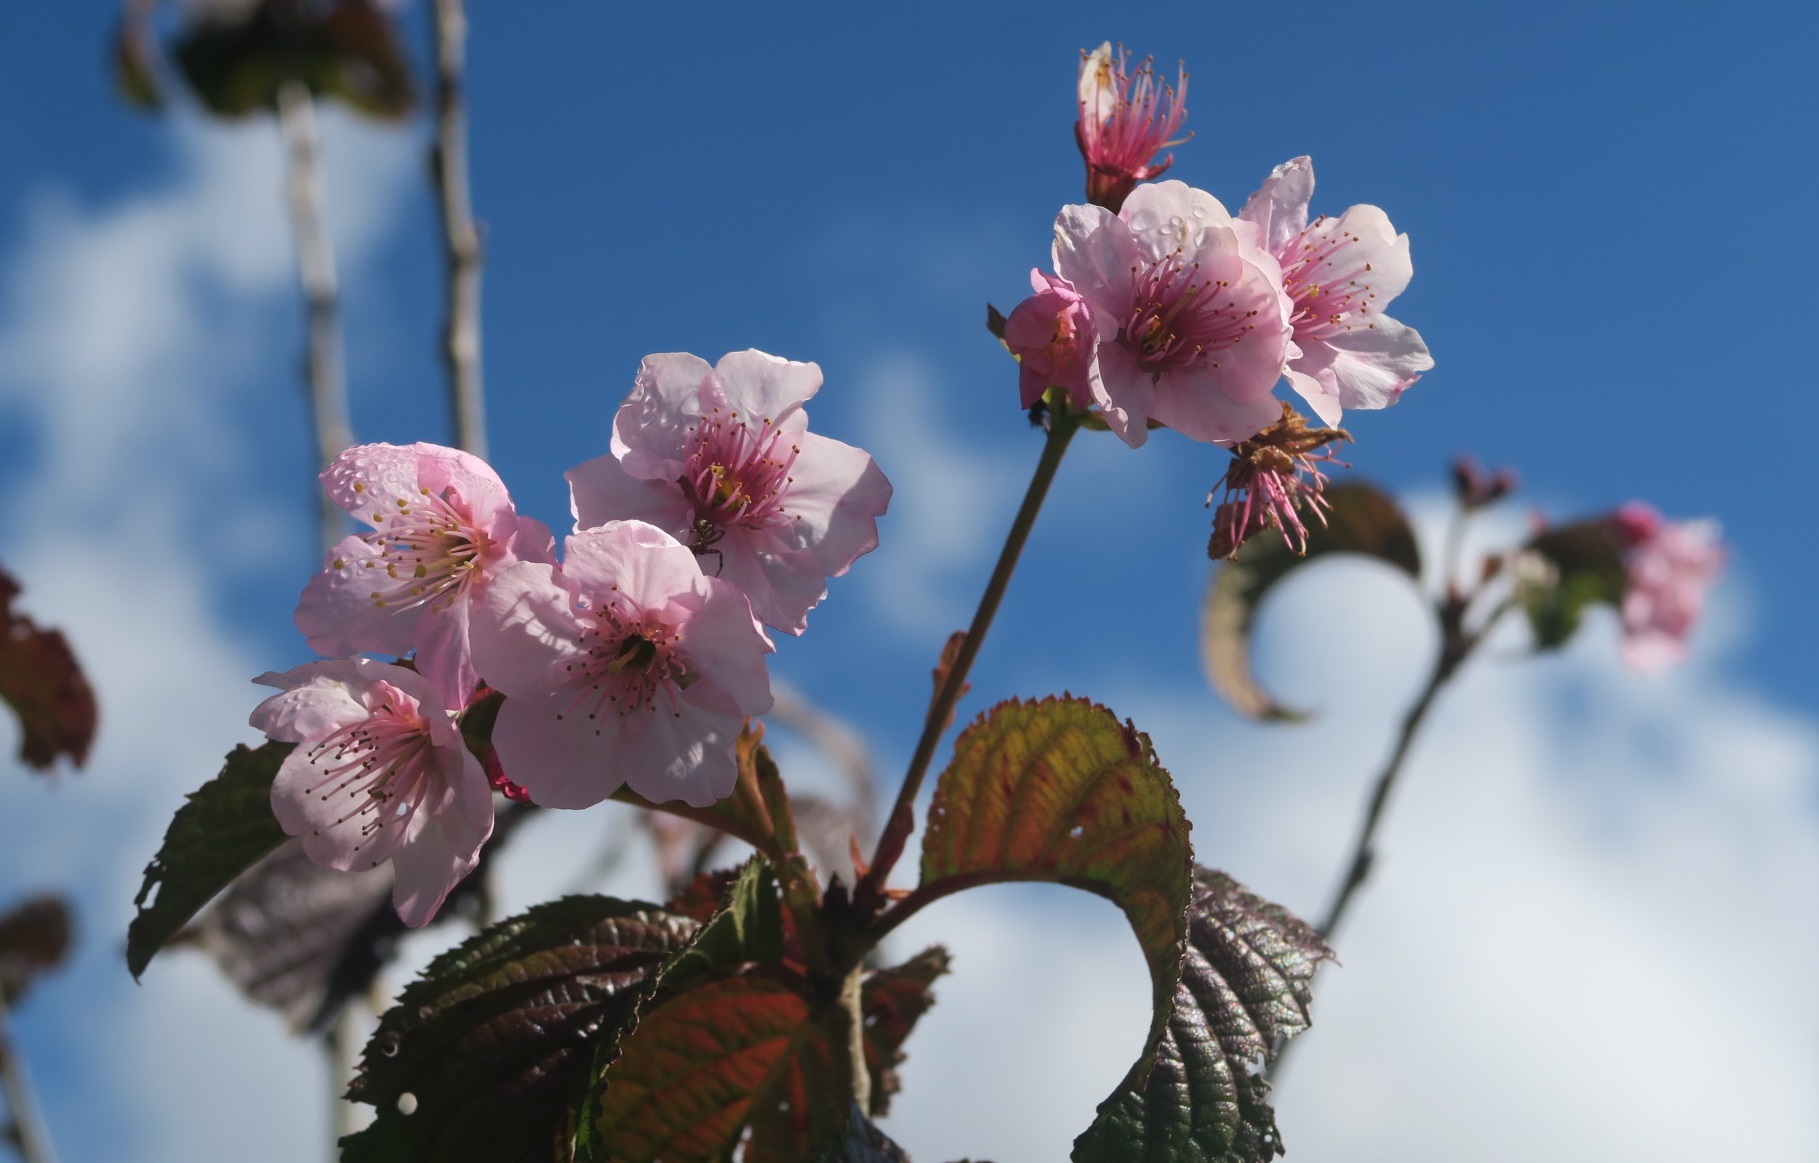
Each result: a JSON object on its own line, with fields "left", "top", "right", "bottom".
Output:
{"left": 0, "top": 993, "right": 57, "bottom": 1163}
{"left": 277, "top": 80, "right": 352, "bottom": 557}
{"left": 429, "top": 0, "right": 488, "bottom": 458}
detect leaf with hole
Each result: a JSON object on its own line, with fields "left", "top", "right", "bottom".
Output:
{"left": 126, "top": 741, "right": 291, "bottom": 978}
{"left": 1201, "top": 481, "right": 1423, "bottom": 721}
{"left": 1073, "top": 868, "right": 1331, "bottom": 1163}
{"left": 342, "top": 896, "right": 696, "bottom": 1163}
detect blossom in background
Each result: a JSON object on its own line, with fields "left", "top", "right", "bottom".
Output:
{"left": 1608, "top": 502, "right": 1726, "bottom": 674}
{"left": 1051, "top": 179, "right": 1296, "bottom": 448}
{"left": 469, "top": 521, "right": 774, "bottom": 809}
{"left": 295, "top": 442, "right": 556, "bottom": 710}
{"left": 1207, "top": 403, "right": 1351, "bottom": 558}
{"left": 1239, "top": 156, "right": 1433, "bottom": 426}
{"left": 1076, "top": 42, "right": 1188, "bottom": 212}
{"left": 566, "top": 350, "right": 892, "bottom": 637}
{"left": 1003, "top": 269, "right": 1096, "bottom": 409}
{"left": 251, "top": 659, "right": 493, "bottom": 928}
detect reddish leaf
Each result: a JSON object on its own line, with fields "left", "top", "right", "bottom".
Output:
{"left": 862, "top": 945, "right": 950, "bottom": 1115}
{"left": 0, "top": 565, "right": 98, "bottom": 771}
{"left": 0, "top": 894, "right": 74, "bottom": 1004}
{"left": 917, "top": 697, "right": 1194, "bottom": 1052}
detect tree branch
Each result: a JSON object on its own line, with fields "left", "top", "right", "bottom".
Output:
{"left": 429, "top": 0, "right": 488, "bottom": 458}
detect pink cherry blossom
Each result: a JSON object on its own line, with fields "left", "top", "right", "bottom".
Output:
{"left": 251, "top": 658, "right": 493, "bottom": 928}
{"left": 1239, "top": 156, "right": 1434, "bottom": 426}
{"left": 296, "top": 442, "right": 556, "bottom": 710}
{"left": 1004, "top": 270, "right": 1096, "bottom": 409}
{"left": 468, "top": 521, "right": 774, "bottom": 810}
{"left": 1075, "top": 42, "right": 1189, "bottom": 212}
{"left": 1207, "top": 404, "right": 1351, "bottom": 559}
{"left": 1608, "top": 502, "right": 1726, "bottom": 674}
{"left": 1051, "top": 179, "right": 1297, "bottom": 448}
{"left": 565, "top": 351, "right": 891, "bottom": 636}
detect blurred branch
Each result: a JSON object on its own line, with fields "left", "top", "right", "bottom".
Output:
{"left": 429, "top": 0, "right": 488, "bottom": 458}
{"left": 0, "top": 994, "right": 57, "bottom": 1163}
{"left": 768, "top": 680, "right": 877, "bottom": 832}
{"left": 277, "top": 79, "right": 352, "bottom": 557}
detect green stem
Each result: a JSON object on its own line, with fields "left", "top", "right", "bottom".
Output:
{"left": 856, "top": 411, "right": 1080, "bottom": 911}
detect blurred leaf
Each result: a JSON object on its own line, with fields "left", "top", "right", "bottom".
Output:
{"left": 343, "top": 896, "right": 696, "bottom": 1163}
{"left": 0, "top": 565, "right": 98, "bottom": 771}
{"left": 1201, "top": 481, "right": 1423, "bottom": 721}
{"left": 172, "top": 0, "right": 412, "bottom": 120}
{"left": 860, "top": 945, "right": 949, "bottom": 1116}
{"left": 815, "top": 1103, "right": 910, "bottom": 1162}
{"left": 918, "top": 697, "right": 1193, "bottom": 1049}
{"left": 1518, "top": 519, "right": 1627, "bottom": 650}
{"left": 111, "top": 12, "right": 164, "bottom": 110}
{"left": 181, "top": 838, "right": 392, "bottom": 1032}
{"left": 183, "top": 802, "right": 535, "bottom": 1034}
{"left": 127, "top": 741, "right": 290, "bottom": 978}
{"left": 1073, "top": 868, "right": 1331, "bottom": 1163}
{"left": 0, "top": 895, "right": 74, "bottom": 1005}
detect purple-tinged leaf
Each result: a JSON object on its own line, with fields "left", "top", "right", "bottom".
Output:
{"left": 0, "top": 894, "right": 73, "bottom": 1005}
{"left": 1518, "top": 519, "right": 1628, "bottom": 650}
{"left": 343, "top": 896, "right": 696, "bottom": 1163}
{"left": 1073, "top": 868, "right": 1332, "bottom": 1163}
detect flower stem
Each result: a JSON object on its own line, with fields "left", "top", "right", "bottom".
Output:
{"left": 277, "top": 80, "right": 352, "bottom": 558}
{"left": 856, "top": 411, "right": 1080, "bottom": 910}
{"left": 0, "top": 993, "right": 58, "bottom": 1163}
{"left": 428, "top": 0, "right": 489, "bottom": 459}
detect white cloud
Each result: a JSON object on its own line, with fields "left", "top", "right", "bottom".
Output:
{"left": 0, "top": 108, "right": 414, "bottom": 1163}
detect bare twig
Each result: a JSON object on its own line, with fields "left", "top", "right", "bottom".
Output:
{"left": 768, "top": 680, "right": 879, "bottom": 831}
{"left": 0, "top": 993, "right": 58, "bottom": 1163}
{"left": 429, "top": 0, "right": 488, "bottom": 458}
{"left": 277, "top": 80, "right": 352, "bottom": 557}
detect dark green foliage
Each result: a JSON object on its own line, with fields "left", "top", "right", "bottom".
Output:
{"left": 126, "top": 741, "right": 291, "bottom": 978}
{"left": 1519, "top": 519, "right": 1628, "bottom": 650}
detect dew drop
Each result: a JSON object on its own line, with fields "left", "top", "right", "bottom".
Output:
{"left": 397, "top": 1092, "right": 419, "bottom": 1116}
{"left": 378, "top": 1032, "right": 401, "bottom": 1058}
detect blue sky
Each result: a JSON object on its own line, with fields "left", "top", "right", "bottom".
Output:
{"left": 1, "top": 3, "right": 1816, "bottom": 1161}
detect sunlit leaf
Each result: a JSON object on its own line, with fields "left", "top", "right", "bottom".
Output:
{"left": 0, "top": 565, "right": 98, "bottom": 771}
{"left": 593, "top": 972, "right": 816, "bottom": 1162}
{"left": 343, "top": 896, "right": 696, "bottom": 1163}
{"left": 126, "top": 741, "right": 290, "bottom": 978}
{"left": 1518, "top": 519, "right": 1627, "bottom": 650}
{"left": 0, "top": 894, "right": 73, "bottom": 1004}
{"left": 1073, "top": 868, "right": 1331, "bottom": 1163}
{"left": 918, "top": 697, "right": 1193, "bottom": 1047}
{"left": 1201, "top": 481, "right": 1423, "bottom": 721}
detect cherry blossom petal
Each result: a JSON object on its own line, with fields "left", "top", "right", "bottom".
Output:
{"left": 467, "top": 562, "right": 588, "bottom": 696}
{"left": 295, "top": 536, "right": 422, "bottom": 659}
{"left": 704, "top": 350, "right": 819, "bottom": 433}
{"left": 567, "top": 453, "right": 696, "bottom": 535}
{"left": 248, "top": 660, "right": 368, "bottom": 741}
{"left": 618, "top": 682, "right": 746, "bottom": 807}
{"left": 388, "top": 813, "right": 476, "bottom": 928}
{"left": 610, "top": 352, "right": 715, "bottom": 480}
{"left": 1238, "top": 155, "right": 1314, "bottom": 254}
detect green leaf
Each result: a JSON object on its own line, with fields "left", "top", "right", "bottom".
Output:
{"left": 1201, "top": 481, "right": 1423, "bottom": 721}
{"left": 342, "top": 896, "right": 696, "bottom": 1163}
{"left": 1073, "top": 868, "right": 1332, "bottom": 1163}
{"left": 126, "top": 741, "right": 291, "bottom": 978}
{"left": 918, "top": 696, "right": 1194, "bottom": 1057}
{"left": 592, "top": 972, "right": 816, "bottom": 1162}
{"left": 655, "top": 854, "right": 785, "bottom": 999}
{"left": 0, "top": 564, "right": 98, "bottom": 771}
{"left": 1518, "top": 519, "right": 1628, "bottom": 650}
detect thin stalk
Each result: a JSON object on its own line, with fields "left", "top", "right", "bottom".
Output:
{"left": 277, "top": 80, "right": 352, "bottom": 557}
{"left": 0, "top": 993, "right": 58, "bottom": 1163}
{"left": 856, "top": 413, "right": 1080, "bottom": 909}
{"left": 429, "top": 0, "right": 488, "bottom": 458}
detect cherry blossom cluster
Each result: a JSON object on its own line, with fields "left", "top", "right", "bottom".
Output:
{"left": 1607, "top": 502, "right": 1726, "bottom": 674}
{"left": 252, "top": 350, "right": 891, "bottom": 925}
{"left": 1007, "top": 43, "right": 1433, "bottom": 555}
